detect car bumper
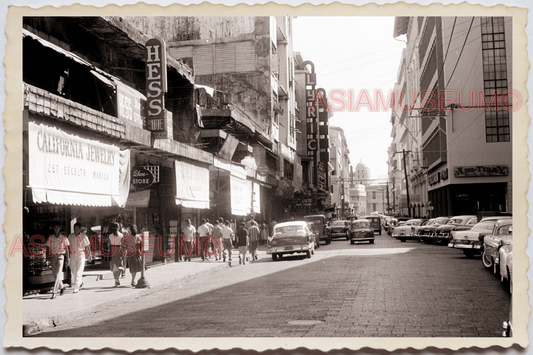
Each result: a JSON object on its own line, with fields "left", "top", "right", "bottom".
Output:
{"left": 448, "top": 241, "right": 482, "bottom": 249}
{"left": 329, "top": 232, "right": 348, "bottom": 237}
{"left": 267, "top": 244, "right": 311, "bottom": 255}
{"left": 351, "top": 237, "right": 374, "bottom": 241}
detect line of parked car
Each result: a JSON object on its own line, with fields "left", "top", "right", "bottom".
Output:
{"left": 385, "top": 214, "right": 513, "bottom": 294}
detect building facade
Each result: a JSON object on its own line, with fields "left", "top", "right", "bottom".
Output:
{"left": 389, "top": 16, "right": 512, "bottom": 218}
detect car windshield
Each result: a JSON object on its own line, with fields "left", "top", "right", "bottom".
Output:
{"left": 447, "top": 218, "right": 463, "bottom": 225}
{"left": 471, "top": 221, "right": 495, "bottom": 231}
{"left": 497, "top": 224, "right": 513, "bottom": 236}
{"left": 273, "top": 225, "right": 306, "bottom": 235}
{"left": 353, "top": 221, "right": 370, "bottom": 228}
{"left": 305, "top": 219, "right": 323, "bottom": 225}
{"left": 406, "top": 220, "right": 421, "bottom": 226}
{"left": 331, "top": 221, "right": 347, "bottom": 227}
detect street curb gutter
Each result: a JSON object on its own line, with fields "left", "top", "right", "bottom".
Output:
{"left": 23, "top": 262, "right": 228, "bottom": 336}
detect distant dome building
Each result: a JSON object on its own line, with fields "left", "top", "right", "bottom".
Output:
{"left": 353, "top": 159, "right": 370, "bottom": 186}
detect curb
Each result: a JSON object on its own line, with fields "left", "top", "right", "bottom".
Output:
{"left": 23, "top": 261, "right": 229, "bottom": 336}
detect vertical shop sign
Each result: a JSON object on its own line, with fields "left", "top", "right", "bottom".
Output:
{"left": 145, "top": 37, "right": 168, "bottom": 134}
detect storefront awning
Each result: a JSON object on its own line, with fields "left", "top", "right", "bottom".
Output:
{"left": 175, "top": 160, "right": 210, "bottom": 209}
{"left": 28, "top": 122, "right": 130, "bottom": 207}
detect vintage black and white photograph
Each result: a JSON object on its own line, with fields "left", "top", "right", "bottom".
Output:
{"left": 3, "top": 1, "right": 530, "bottom": 352}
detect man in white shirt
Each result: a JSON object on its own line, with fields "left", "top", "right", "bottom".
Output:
{"left": 67, "top": 223, "right": 91, "bottom": 293}
{"left": 220, "top": 220, "right": 234, "bottom": 263}
{"left": 181, "top": 218, "right": 196, "bottom": 261}
{"left": 197, "top": 219, "right": 210, "bottom": 261}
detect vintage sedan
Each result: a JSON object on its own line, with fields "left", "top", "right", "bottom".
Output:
{"left": 392, "top": 219, "right": 425, "bottom": 242}
{"left": 430, "top": 215, "right": 478, "bottom": 245}
{"left": 481, "top": 218, "right": 513, "bottom": 274}
{"left": 348, "top": 219, "right": 375, "bottom": 244}
{"left": 326, "top": 220, "right": 351, "bottom": 240}
{"left": 267, "top": 221, "right": 315, "bottom": 261}
{"left": 419, "top": 217, "right": 450, "bottom": 243}
{"left": 447, "top": 217, "right": 503, "bottom": 257}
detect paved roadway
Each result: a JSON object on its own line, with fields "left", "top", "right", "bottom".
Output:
{"left": 34, "top": 230, "right": 511, "bottom": 337}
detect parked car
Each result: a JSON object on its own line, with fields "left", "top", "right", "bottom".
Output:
{"left": 267, "top": 221, "right": 316, "bottom": 261}
{"left": 447, "top": 217, "right": 504, "bottom": 258}
{"left": 303, "top": 214, "right": 330, "bottom": 245}
{"left": 391, "top": 219, "right": 425, "bottom": 242}
{"left": 481, "top": 218, "right": 513, "bottom": 274}
{"left": 326, "top": 219, "right": 351, "bottom": 240}
{"left": 366, "top": 216, "right": 382, "bottom": 235}
{"left": 499, "top": 226, "right": 513, "bottom": 293}
{"left": 430, "top": 215, "right": 478, "bottom": 245}
{"left": 419, "top": 217, "right": 450, "bottom": 243}
{"left": 348, "top": 219, "right": 375, "bottom": 244}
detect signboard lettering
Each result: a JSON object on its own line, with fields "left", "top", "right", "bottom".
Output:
{"left": 131, "top": 166, "right": 155, "bottom": 189}
{"left": 454, "top": 165, "right": 508, "bottom": 178}
{"left": 117, "top": 85, "right": 145, "bottom": 127}
{"left": 145, "top": 37, "right": 167, "bottom": 132}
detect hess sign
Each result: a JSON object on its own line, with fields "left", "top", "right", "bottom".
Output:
{"left": 145, "top": 37, "right": 168, "bottom": 135}
{"left": 132, "top": 167, "right": 155, "bottom": 189}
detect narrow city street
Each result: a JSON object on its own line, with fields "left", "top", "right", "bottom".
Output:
{"left": 34, "top": 231, "right": 511, "bottom": 337}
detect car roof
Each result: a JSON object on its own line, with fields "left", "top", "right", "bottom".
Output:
{"left": 449, "top": 215, "right": 477, "bottom": 219}
{"left": 480, "top": 216, "right": 512, "bottom": 222}
{"left": 274, "top": 221, "right": 308, "bottom": 228}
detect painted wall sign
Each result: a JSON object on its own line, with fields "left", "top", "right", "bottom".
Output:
{"left": 454, "top": 165, "right": 508, "bottom": 178}
{"left": 145, "top": 37, "right": 168, "bottom": 132}
{"left": 131, "top": 166, "right": 155, "bottom": 189}
{"left": 117, "top": 85, "right": 146, "bottom": 127}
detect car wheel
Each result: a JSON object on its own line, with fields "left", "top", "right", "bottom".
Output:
{"left": 369, "top": 240, "right": 374, "bottom": 244}
{"left": 327, "top": 237, "right": 332, "bottom": 244}
{"left": 463, "top": 249, "right": 475, "bottom": 258}
{"left": 434, "top": 239, "right": 443, "bottom": 245}
{"left": 494, "top": 261, "right": 499, "bottom": 275}
{"left": 350, "top": 240, "right": 354, "bottom": 245}
{"left": 271, "top": 254, "right": 278, "bottom": 261}
{"left": 306, "top": 250, "right": 311, "bottom": 258}
{"left": 400, "top": 239, "right": 405, "bottom": 242}
{"left": 482, "top": 251, "right": 493, "bottom": 269}
{"left": 346, "top": 235, "right": 349, "bottom": 240}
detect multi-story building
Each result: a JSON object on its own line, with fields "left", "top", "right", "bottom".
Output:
{"left": 124, "top": 16, "right": 302, "bottom": 222}
{"left": 329, "top": 126, "right": 351, "bottom": 218}
{"left": 390, "top": 16, "right": 512, "bottom": 218}
{"left": 293, "top": 52, "right": 332, "bottom": 217}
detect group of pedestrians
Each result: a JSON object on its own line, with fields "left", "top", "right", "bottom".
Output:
{"left": 47, "top": 221, "right": 92, "bottom": 299}
{"left": 181, "top": 215, "right": 274, "bottom": 265}
{"left": 107, "top": 222, "right": 143, "bottom": 288}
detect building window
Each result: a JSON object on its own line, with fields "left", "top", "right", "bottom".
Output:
{"left": 481, "top": 17, "right": 510, "bottom": 143}
{"left": 372, "top": 191, "right": 376, "bottom": 199}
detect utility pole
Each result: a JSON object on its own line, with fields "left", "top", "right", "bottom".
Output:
{"left": 402, "top": 149, "right": 411, "bottom": 218}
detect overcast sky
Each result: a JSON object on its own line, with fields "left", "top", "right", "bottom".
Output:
{"left": 293, "top": 17, "right": 405, "bottom": 179}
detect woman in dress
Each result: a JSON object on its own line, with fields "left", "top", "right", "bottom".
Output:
{"left": 125, "top": 225, "right": 143, "bottom": 287}
{"left": 108, "top": 222, "right": 124, "bottom": 287}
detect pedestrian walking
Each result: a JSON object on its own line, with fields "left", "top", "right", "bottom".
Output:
{"left": 246, "top": 214, "right": 256, "bottom": 229}
{"left": 248, "top": 221, "right": 260, "bottom": 261}
{"left": 269, "top": 220, "right": 277, "bottom": 235}
{"left": 67, "top": 222, "right": 91, "bottom": 294}
{"left": 260, "top": 223, "right": 268, "bottom": 246}
{"left": 181, "top": 218, "right": 196, "bottom": 261}
{"left": 221, "top": 220, "right": 234, "bottom": 263}
{"left": 108, "top": 222, "right": 124, "bottom": 287}
{"left": 124, "top": 225, "right": 143, "bottom": 287}
{"left": 236, "top": 222, "right": 249, "bottom": 265}
{"left": 211, "top": 220, "right": 223, "bottom": 261}
{"left": 198, "top": 219, "right": 210, "bottom": 261}
{"left": 47, "top": 222, "right": 70, "bottom": 299}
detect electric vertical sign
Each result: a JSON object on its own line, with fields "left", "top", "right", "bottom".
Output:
{"left": 145, "top": 37, "right": 168, "bottom": 136}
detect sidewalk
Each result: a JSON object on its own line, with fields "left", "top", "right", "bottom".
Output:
{"left": 22, "top": 253, "right": 233, "bottom": 336}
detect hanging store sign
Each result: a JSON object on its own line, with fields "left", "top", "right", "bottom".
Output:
{"left": 454, "top": 165, "right": 508, "bottom": 178}
{"left": 145, "top": 37, "right": 168, "bottom": 133}
{"left": 175, "top": 160, "right": 209, "bottom": 209}
{"left": 28, "top": 122, "right": 121, "bottom": 204}
{"left": 131, "top": 166, "right": 155, "bottom": 190}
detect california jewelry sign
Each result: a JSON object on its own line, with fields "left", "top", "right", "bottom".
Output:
{"left": 454, "top": 165, "right": 509, "bottom": 178}
{"left": 28, "top": 122, "right": 120, "bottom": 196}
